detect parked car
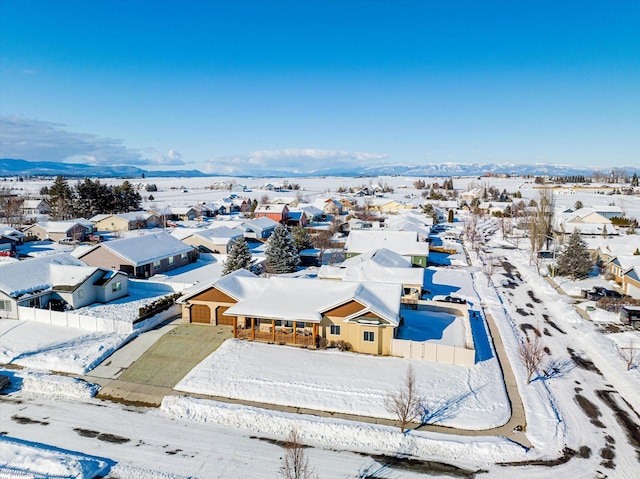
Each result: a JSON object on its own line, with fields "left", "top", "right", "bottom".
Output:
{"left": 443, "top": 295, "right": 467, "bottom": 304}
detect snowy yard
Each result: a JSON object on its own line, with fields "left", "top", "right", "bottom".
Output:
{"left": 396, "top": 308, "right": 466, "bottom": 347}
{"left": 0, "top": 319, "right": 128, "bottom": 374}
{"left": 175, "top": 338, "right": 510, "bottom": 430}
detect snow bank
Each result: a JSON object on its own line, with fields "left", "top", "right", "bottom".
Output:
{"left": 21, "top": 371, "right": 100, "bottom": 400}
{"left": 0, "top": 436, "right": 112, "bottom": 479}
{"left": 161, "top": 396, "right": 527, "bottom": 466}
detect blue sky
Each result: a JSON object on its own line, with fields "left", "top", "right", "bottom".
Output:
{"left": 1, "top": 0, "right": 638, "bottom": 174}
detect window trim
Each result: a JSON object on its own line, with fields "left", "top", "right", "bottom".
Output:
{"left": 363, "top": 330, "right": 375, "bottom": 342}
{"left": 330, "top": 324, "right": 341, "bottom": 335}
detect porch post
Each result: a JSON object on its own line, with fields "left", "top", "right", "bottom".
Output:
{"left": 251, "top": 317, "right": 255, "bottom": 340}
{"left": 233, "top": 317, "right": 237, "bottom": 338}
{"left": 272, "top": 319, "right": 276, "bottom": 343}
{"left": 293, "top": 321, "right": 297, "bottom": 345}
{"left": 313, "top": 323, "right": 318, "bottom": 346}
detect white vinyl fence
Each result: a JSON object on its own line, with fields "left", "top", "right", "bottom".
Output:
{"left": 17, "top": 303, "right": 181, "bottom": 335}
{"left": 390, "top": 339, "right": 476, "bottom": 367}
{"left": 17, "top": 306, "right": 134, "bottom": 334}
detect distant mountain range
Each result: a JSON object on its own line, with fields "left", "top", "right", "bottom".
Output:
{"left": 1, "top": 158, "right": 638, "bottom": 179}
{"left": 0, "top": 159, "right": 209, "bottom": 178}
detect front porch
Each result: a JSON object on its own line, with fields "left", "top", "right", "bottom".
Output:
{"left": 233, "top": 317, "right": 318, "bottom": 347}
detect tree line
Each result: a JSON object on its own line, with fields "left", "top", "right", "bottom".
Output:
{"left": 40, "top": 176, "right": 142, "bottom": 220}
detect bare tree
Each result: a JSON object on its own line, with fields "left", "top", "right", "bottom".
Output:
{"left": 621, "top": 339, "right": 637, "bottom": 371}
{"left": 280, "top": 428, "right": 315, "bottom": 479}
{"left": 0, "top": 191, "right": 25, "bottom": 227}
{"left": 518, "top": 335, "right": 545, "bottom": 384}
{"left": 483, "top": 255, "right": 497, "bottom": 286}
{"left": 384, "top": 365, "right": 423, "bottom": 433}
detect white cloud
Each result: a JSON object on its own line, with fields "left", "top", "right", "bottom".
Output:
{"left": 0, "top": 116, "right": 185, "bottom": 167}
{"left": 155, "top": 149, "right": 185, "bottom": 166}
{"left": 206, "top": 148, "right": 389, "bottom": 175}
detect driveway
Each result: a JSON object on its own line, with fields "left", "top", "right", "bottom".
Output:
{"left": 86, "top": 323, "right": 232, "bottom": 406}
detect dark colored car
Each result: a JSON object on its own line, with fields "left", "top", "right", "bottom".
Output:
{"left": 444, "top": 296, "right": 467, "bottom": 304}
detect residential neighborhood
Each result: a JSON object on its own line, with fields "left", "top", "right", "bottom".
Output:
{"left": 1, "top": 173, "right": 639, "bottom": 478}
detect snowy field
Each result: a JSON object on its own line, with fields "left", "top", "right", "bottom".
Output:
{"left": 175, "top": 338, "right": 510, "bottom": 430}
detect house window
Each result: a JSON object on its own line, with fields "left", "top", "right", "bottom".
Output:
{"left": 363, "top": 331, "right": 375, "bottom": 342}
{"left": 0, "top": 300, "right": 11, "bottom": 311}
{"left": 78, "top": 289, "right": 84, "bottom": 298}
{"left": 168, "top": 256, "right": 174, "bottom": 266}
{"left": 112, "top": 281, "right": 122, "bottom": 292}
{"left": 181, "top": 253, "right": 188, "bottom": 260}
{"left": 330, "top": 324, "right": 341, "bottom": 335}
{"left": 153, "top": 260, "right": 161, "bottom": 270}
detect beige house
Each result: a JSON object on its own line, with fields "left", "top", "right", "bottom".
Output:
{"left": 179, "top": 226, "right": 243, "bottom": 253}
{"left": 24, "top": 219, "right": 93, "bottom": 242}
{"left": 90, "top": 212, "right": 160, "bottom": 231}
{"left": 178, "top": 269, "right": 401, "bottom": 355}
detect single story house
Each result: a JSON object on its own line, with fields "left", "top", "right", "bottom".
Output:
{"left": 178, "top": 269, "right": 401, "bottom": 355}
{"left": 344, "top": 230, "right": 430, "bottom": 267}
{"left": 90, "top": 212, "right": 160, "bottom": 231}
{"left": 76, "top": 231, "right": 197, "bottom": 278}
{"left": 24, "top": 219, "right": 94, "bottom": 242}
{"left": 237, "top": 217, "right": 279, "bottom": 240}
{"left": 0, "top": 253, "right": 128, "bottom": 319}
{"left": 179, "top": 226, "right": 244, "bottom": 253}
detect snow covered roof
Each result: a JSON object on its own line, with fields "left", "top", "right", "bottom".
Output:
{"left": 0, "top": 253, "right": 88, "bottom": 297}
{"left": 195, "top": 226, "right": 243, "bottom": 242}
{"left": 344, "top": 230, "right": 429, "bottom": 256}
{"left": 94, "top": 232, "right": 194, "bottom": 266}
{"left": 241, "top": 217, "right": 279, "bottom": 231}
{"left": 318, "top": 248, "right": 423, "bottom": 286}
{"left": 29, "top": 219, "right": 92, "bottom": 234}
{"left": 179, "top": 268, "right": 266, "bottom": 303}
{"left": 562, "top": 223, "right": 618, "bottom": 236}
{"left": 224, "top": 277, "right": 401, "bottom": 325}
{"left": 49, "top": 264, "right": 100, "bottom": 290}
{"left": 0, "top": 223, "right": 25, "bottom": 239}
{"left": 611, "top": 255, "right": 640, "bottom": 271}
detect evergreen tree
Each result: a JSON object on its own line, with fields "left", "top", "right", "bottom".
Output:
{"left": 222, "top": 237, "right": 253, "bottom": 275}
{"left": 574, "top": 200, "right": 584, "bottom": 210}
{"left": 555, "top": 230, "right": 593, "bottom": 280}
{"left": 48, "top": 176, "right": 74, "bottom": 220}
{"left": 265, "top": 224, "right": 300, "bottom": 274}
{"left": 632, "top": 173, "right": 639, "bottom": 187}
{"left": 291, "top": 225, "right": 313, "bottom": 252}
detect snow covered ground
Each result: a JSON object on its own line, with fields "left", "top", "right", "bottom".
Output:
{"left": 2, "top": 176, "right": 640, "bottom": 477}
{"left": 0, "top": 319, "right": 128, "bottom": 374}
{"left": 175, "top": 338, "right": 510, "bottom": 430}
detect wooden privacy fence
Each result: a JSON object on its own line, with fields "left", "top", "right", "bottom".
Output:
{"left": 390, "top": 339, "right": 475, "bottom": 367}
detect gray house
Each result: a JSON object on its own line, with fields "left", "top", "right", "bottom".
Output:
{"left": 237, "top": 217, "right": 279, "bottom": 240}
{"left": 0, "top": 253, "right": 128, "bottom": 319}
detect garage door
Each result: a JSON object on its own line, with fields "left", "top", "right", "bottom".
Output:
{"left": 215, "top": 306, "right": 234, "bottom": 326}
{"left": 191, "top": 304, "right": 211, "bottom": 324}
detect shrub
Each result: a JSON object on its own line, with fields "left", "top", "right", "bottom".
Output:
{"left": 329, "top": 340, "right": 352, "bottom": 352}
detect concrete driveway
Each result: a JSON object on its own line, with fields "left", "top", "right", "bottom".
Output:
{"left": 85, "top": 322, "right": 232, "bottom": 406}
